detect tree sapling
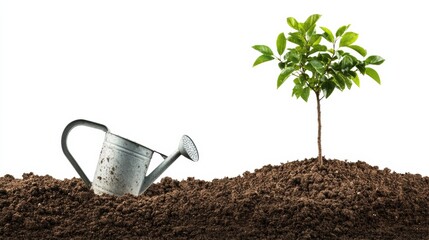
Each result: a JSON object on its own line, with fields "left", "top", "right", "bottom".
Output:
{"left": 252, "top": 14, "right": 384, "bottom": 165}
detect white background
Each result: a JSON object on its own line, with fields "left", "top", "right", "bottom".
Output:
{"left": 1, "top": 0, "right": 428, "bottom": 182}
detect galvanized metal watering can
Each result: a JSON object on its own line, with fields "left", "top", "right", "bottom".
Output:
{"left": 61, "top": 119, "right": 199, "bottom": 196}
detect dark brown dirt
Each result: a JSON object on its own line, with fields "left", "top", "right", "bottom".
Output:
{"left": 1, "top": 158, "right": 428, "bottom": 239}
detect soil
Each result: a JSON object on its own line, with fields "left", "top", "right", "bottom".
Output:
{"left": 1, "top": 158, "right": 428, "bottom": 239}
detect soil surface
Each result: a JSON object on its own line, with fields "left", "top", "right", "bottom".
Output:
{"left": 1, "top": 158, "right": 428, "bottom": 239}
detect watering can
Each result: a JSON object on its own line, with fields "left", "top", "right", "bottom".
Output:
{"left": 61, "top": 119, "right": 199, "bottom": 196}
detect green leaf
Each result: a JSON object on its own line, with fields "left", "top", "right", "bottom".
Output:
{"left": 306, "top": 24, "right": 317, "bottom": 37}
{"left": 365, "top": 67, "right": 381, "bottom": 84}
{"left": 253, "top": 55, "right": 274, "bottom": 67}
{"left": 340, "top": 55, "right": 354, "bottom": 69}
{"left": 287, "top": 33, "right": 305, "bottom": 47}
{"left": 352, "top": 74, "right": 360, "bottom": 87}
{"left": 339, "top": 32, "right": 358, "bottom": 47}
{"left": 321, "top": 80, "right": 335, "bottom": 98}
{"left": 287, "top": 17, "right": 299, "bottom": 30}
{"left": 304, "top": 14, "right": 321, "bottom": 32}
{"left": 344, "top": 76, "right": 353, "bottom": 89}
{"left": 310, "top": 60, "right": 325, "bottom": 74}
{"left": 356, "top": 63, "right": 366, "bottom": 75}
{"left": 316, "top": 53, "right": 332, "bottom": 63}
{"left": 276, "top": 33, "right": 286, "bottom": 55}
{"left": 320, "top": 26, "right": 334, "bottom": 43}
{"left": 336, "top": 24, "right": 350, "bottom": 37}
{"left": 293, "top": 77, "right": 301, "bottom": 85}
{"left": 345, "top": 45, "right": 367, "bottom": 57}
{"left": 301, "top": 87, "right": 311, "bottom": 102}
{"left": 298, "top": 74, "right": 308, "bottom": 85}
{"left": 277, "top": 67, "right": 295, "bottom": 88}
{"left": 308, "top": 34, "right": 322, "bottom": 46}
{"left": 252, "top": 45, "right": 274, "bottom": 56}
{"left": 332, "top": 72, "right": 346, "bottom": 90}
{"left": 335, "top": 50, "right": 345, "bottom": 59}
{"left": 285, "top": 49, "right": 301, "bottom": 63}
{"left": 364, "top": 55, "right": 385, "bottom": 65}
{"left": 292, "top": 82, "right": 303, "bottom": 99}
{"left": 297, "top": 23, "right": 306, "bottom": 34}
{"left": 309, "top": 45, "right": 328, "bottom": 55}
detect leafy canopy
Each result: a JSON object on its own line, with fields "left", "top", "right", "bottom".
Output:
{"left": 253, "top": 14, "right": 384, "bottom": 102}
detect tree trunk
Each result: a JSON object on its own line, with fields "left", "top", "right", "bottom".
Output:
{"left": 315, "top": 91, "right": 322, "bottom": 165}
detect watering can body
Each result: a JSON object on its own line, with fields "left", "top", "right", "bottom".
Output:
{"left": 94, "top": 132, "right": 153, "bottom": 196}
{"left": 61, "top": 119, "right": 198, "bottom": 196}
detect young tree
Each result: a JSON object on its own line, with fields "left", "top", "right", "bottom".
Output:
{"left": 253, "top": 14, "right": 384, "bottom": 165}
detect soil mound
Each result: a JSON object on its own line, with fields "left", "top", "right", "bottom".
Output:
{"left": 1, "top": 158, "right": 428, "bottom": 239}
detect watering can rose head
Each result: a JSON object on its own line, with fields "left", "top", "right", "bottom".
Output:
{"left": 179, "top": 135, "right": 199, "bottom": 162}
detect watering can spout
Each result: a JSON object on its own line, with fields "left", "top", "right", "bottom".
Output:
{"left": 139, "top": 135, "right": 199, "bottom": 194}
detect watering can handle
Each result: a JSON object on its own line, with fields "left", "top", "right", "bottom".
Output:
{"left": 61, "top": 119, "right": 108, "bottom": 188}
